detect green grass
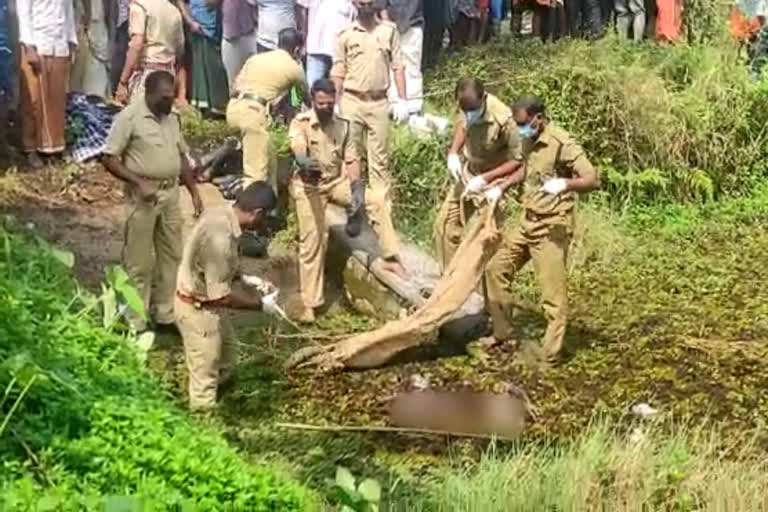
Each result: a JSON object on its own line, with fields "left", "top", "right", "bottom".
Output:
{"left": 0, "top": 218, "right": 317, "bottom": 510}
{"left": 416, "top": 421, "right": 768, "bottom": 511}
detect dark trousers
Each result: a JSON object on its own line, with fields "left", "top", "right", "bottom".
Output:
{"left": 423, "top": 0, "right": 447, "bottom": 69}
{"left": 566, "top": 0, "right": 604, "bottom": 37}
{"left": 110, "top": 22, "right": 129, "bottom": 94}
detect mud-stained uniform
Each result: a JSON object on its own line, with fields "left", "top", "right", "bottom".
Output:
{"left": 288, "top": 109, "right": 357, "bottom": 309}
{"left": 486, "top": 122, "right": 597, "bottom": 358}
{"left": 331, "top": 19, "right": 403, "bottom": 260}
{"left": 227, "top": 49, "right": 306, "bottom": 188}
{"left": 174, "top": 206, "right": 242, "bottom": 411}
{"left": 103, "top": 99, "right": 189, "bottom": 331}
{"left": 433, "top": 93, "right": 522, "bottom": 269}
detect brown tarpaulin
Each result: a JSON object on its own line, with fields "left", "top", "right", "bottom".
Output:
{"left": 287, "top": 201, "right": 501, "bottom": 371}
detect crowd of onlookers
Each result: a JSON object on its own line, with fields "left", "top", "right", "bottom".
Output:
{"left": 0, "top": 0, "right": 713, "bottom": 170}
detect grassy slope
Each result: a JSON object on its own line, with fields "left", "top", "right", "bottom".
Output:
{"left": 0, "top": 221, "right": 316, "bottom": 510}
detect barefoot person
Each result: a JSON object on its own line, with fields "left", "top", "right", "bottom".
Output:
{"left": 175, "top": 181, "right": 280, "bottom": 411}
{"left": 482, "top": 95, "right": 599, "bottom": 361}
{"left": 102, "top": 70, "right": 203, "bottom": 333}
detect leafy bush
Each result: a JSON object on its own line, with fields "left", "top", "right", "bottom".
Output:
{"left": 426, "top": 37, "right": 768, "bottom": 208}
{"left": 0, "top": 221, "right": 316, "bottom": 510}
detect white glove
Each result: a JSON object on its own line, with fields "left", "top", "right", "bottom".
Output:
{"left": 447, "top": 153, "right": 462, "bottom": 181}
{"left": 241, "top": 274, "right": 266, "bottom": 289}
{"left": 466, "top": 175, "right": 487, "bottom": 193}
{"left": 484, "top": 187, "right": 502, "bottom": 201}
{"left": 392, "top": 99, "right": 410, "bottom": 123}
{"left": 261, "top": 291, "right": 280, "bottom": 317}
{"left": 541, "top": 178, "right": 568, "bottom": 195}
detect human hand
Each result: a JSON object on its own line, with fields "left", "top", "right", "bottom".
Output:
{"left": 540, "top": 178, "right": 568, "bottom": 195}
{"left": 189, "top": 21, "right": 203, "bottom": 34}
{"left": 25, "top": 46, "right": 41, "bottom": 75}
{"left": 485, "top": 187, "right": 502, "bottom": 201}
{"left": 447, "top": 153, "right": 462, "bottom": 181}
{"left": 115, "top": 82, "right": 129, "bottom": 105}
{"left": 136, "top": 179, "right": 157, "bottom": 202}
{"left": 466, "top": 175, "right": 487, "bottom": 193}
{"left": 261, "top": 290, "right": 281, "bottom": 316}
{"left": 192, "top": 193, "right": 204, "bottom": 218}
{"left": 392, "top": 99, "right": 410, "bottom": 123}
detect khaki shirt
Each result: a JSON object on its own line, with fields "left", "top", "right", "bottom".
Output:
{"left": 331, "top": 20, "right": 403, "bottom": 93}
{"left": 233, "top": 49, "right": 306, "bottom": 104}
{"left": 104, "top": 100, "right": 189, "bottom": 180}
{"left": 520, "top": 122, "right": 596, "bottom": 222}
{"left": 457, "top": 94, "right": 522, "bottom": 174}
{"left": 288, "top": 110, "right": 357, "bottom": 185}
{"left": 177, "top": 207, "right": 242, "bottom": 301}
{"left": 129, "top": 0, "right": 185, "bottom": 67}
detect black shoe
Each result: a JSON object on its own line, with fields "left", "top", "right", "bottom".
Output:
{"left": 154, "top": 322, "right": 180, "bottom": 336}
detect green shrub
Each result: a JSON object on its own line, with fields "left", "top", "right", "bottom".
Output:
{"left": 427, "top": 37, "right": 768, "bottom": 208}
{"left": 0, "top": 221, "right": 315, "bottom": 510}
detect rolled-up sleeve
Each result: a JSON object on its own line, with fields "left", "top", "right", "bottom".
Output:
{"left": 560, "top": 138, "right": 597, "bottom": 180}
{"left": 129, "top": 2, "right": 147, "bottom": 37}
{"left": 330, "top": 31, "right": 346, "bottom": 78}
{"left": 389, "top": 25, "right": 404, "bottom": 70}
{"left": 103, "top": 111, "right": 132, "bottom": 157}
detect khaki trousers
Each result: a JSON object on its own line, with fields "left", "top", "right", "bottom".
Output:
{"left": 433, "top": 180, "right": 476, "bottom": 272}
{"left": 341, "top": 93, "right": 400, "bottom": 260}
{"left": 485, "top": 213, "right": 571, "bottom": 358}
{"left": 122, "top": 185, "right": 182, "bottom": 331}
{"left": 226, "top": 97, "right": 277, "bottom": 189}
{"left": 175, "top": 298, "right": 238, "bottom": 411}
{"left": 291, "top": 176, "right": 351, "bottom": 309}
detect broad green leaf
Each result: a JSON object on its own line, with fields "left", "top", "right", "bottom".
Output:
{"left": 116, "top": 280, "right": 147, "bottom": 321}
{"left": 36, "top": 496, "right": 60, "bottom": 511}
{"left": 341, "top": 506, "right": 357, "bottom": 512}
{"left": 104, "top": 496, "right": 143, "bottom": 512}
{"left": 102, "top": 287, "right": 117, "bottom": 329}
{"left": 50, "top": 247, "right": 75, "bottom": 268}
{"left": 135, "top": 331, "right": 155, "bottom": 353}
{"left": 357, "top": 478, "right": 382, "bottom": 503}
{"left": 106, "top": 265, "right": 131, "bottom": 288}
{"left": 335, "top": 466, "right": 356, "bottom": 492}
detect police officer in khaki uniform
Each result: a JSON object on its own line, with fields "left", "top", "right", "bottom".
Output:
{"left": 434, "top": 77, "right": 523, "bottom": 271}
{"left": 175, "top": 182, "right": 280, "bottom": 411}
{"left": 331, "top": 0, "right": 410, "bottom": 276}
{"left": 227, "top": 28, "right": 307, "bottom": 189}
{"left": 103, "top": 70, "right": 203, "bottom": 332}
{"left": 288, "top": 79, "right": 362, "bottom": 323}
{"left": 482, "top": 95, "right": 599, "bottom": 361}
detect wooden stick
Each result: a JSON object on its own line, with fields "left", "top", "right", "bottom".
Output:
{"left": 275, "top": 422, "right": 520, "bottom": 442}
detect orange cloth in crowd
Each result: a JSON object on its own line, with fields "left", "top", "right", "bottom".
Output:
{"left": 655, "top": 0, "right": 682, "bottom": 41}
{"left": 729, "top": 6, "right": 762, "bottom": 42}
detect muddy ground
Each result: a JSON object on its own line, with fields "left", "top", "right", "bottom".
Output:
{"left": 3, "top": 161, "right": 768, "bottom": 502}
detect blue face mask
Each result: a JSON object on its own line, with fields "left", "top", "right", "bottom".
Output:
{"left": 518, "top": 123, "right": 536, "bottom": 139}
{"left": 464, "top": 107, "right": 484, "bottom": 126}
